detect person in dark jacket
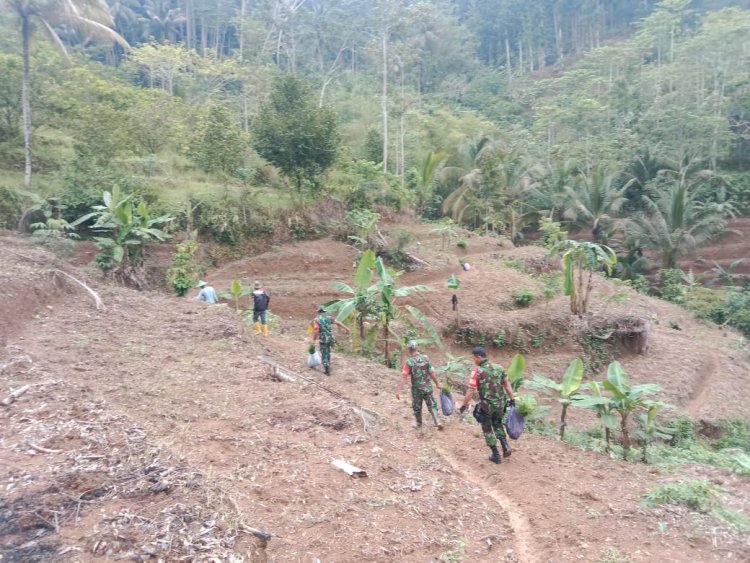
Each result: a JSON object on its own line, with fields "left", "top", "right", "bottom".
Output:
{"left": 252, "top": 281, "right": 270, "bottom": 336}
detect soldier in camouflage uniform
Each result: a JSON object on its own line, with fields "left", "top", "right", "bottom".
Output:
{"left": 312, "top": 306, "right": 349, "bottom": 375}
{"left": 396, "top": 342, "right": 443, "bottom": 430}
{"left": 459, "top": 347, "right": 516, "bottom": 463}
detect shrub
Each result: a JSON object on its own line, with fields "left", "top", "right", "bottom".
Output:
{"left": 512, "top": 328, "right": 528, "bottom": 352}
{"left": 456, "top": 238, "right": 467, "bottom": 249}
{"left": 513, "top": 289, "right": 534, "bottom": 307}
{"left": 492, "top": 329, "right": 506, "bottom": 347}
{"left": 539, "top": 272, "right": 562, "bottom": 302}
{"left": 0, "top": 186, "right": 25, "bottom": 228}
{"left": 167, "top": 240, "right": 202, "bottom": 296}
{"left": 642, "top": 480, "right": 721, "bottom": 512}
{"left": 657, "top": 268, "right": 686, "bottom": 304}
{"left": 538, "top": 217, "right": 567, "bottom": 248}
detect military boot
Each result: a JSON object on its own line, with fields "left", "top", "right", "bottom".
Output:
{"left": 430, "top": 409, "right": 444, "bottom": 431}
{"left": 413, "top": 412, "right": 423, "bottom": 429}
{"left": 488, "top": 446, "right": 502, "bottom": 464}
{"left": 499, "top": 435, "right": 512, "bottom": 458}
{"left": 324, "top": 364, "right": 331, "bottom": 376}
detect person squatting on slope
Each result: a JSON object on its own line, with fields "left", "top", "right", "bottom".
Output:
{"left": 459, "top": 346, "right": 515, "bottom": 463}
{"left": 252, "top": 281, "right": 270, "bottom": 336}
{"left": 195, "top": 281, "right": 219, "bottom": 304}
{"left": 312, "top": 306, "right": 349, "bottom": 375}
{"left": 396, "top": 341, "right": 444, "bottom": 430}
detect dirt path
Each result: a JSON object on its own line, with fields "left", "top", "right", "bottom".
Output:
{"left": 436, "top": 447, "right": 539, "bottom": 562}
{"left": 684, "top": 350, "right": 719, "bottom": 416}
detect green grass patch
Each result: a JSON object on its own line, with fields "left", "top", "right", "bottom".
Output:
{"left": 642, "top": 480, "right": 749, "bottom": 530}
{"left": 526, "top": 416, "right": 750, "bottom": 472}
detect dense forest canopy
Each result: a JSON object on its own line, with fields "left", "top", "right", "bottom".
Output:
{"left": 0, "top": 0, "right": 749, "bottom": 245}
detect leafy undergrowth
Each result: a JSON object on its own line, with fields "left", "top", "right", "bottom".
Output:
{"left": 642, "top": 480, "right": 749, "bottom": 531}
{"left": 526, "top": 418, "right": 750, "bottom": 476}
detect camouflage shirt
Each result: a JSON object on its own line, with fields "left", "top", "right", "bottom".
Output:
{"left": 315, "top": 314, "right": 335, "bottom": 344}
{"left": 469, "top": 359, "right": 507, "bottom": 409}
{"left": 403, "top": 353, "right": 434, "bottom": 394}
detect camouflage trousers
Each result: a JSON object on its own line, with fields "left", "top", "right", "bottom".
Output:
{"left": 319, "top": 342, "right": 332, "bottom": 372}
{"left": 480, "top": 404, "right": 508, "bottom": 448}
{"left": 411, "top": 389, "right": 438, "bottom": 425}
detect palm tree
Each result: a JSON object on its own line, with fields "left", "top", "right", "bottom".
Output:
{"left": 563, "top": 165, "right": 634, "bottom": 243}
{"left": 6, "top": 0, "right": 128, "bottom": 188}
{"left": 489, "top": 150, "right": 538, "bottom": 242}
{"left": 535, "top": 159, "right": 578, "bottom": 219}
{"left": 143, "top": 0, "right": 185, "bottom": 43}
{"left": 440, "top": 135, "right": 498, "bottom": 223}
{"left": 625, "top": 178, "right": 735, "bottom": 268}
{"left": 415, "top": 150, "right": 448, "bottom": 216}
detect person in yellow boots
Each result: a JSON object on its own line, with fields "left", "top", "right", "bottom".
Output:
{"left": 251, "top": 281, "right": 270, "bottom": 336}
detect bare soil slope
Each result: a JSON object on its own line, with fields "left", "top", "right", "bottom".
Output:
{"left": 1, "top": 235, "right": 749, "bottom": 562}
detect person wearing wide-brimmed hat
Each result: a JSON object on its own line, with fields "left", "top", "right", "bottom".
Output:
{"left": 311, "top": 305, "right": 349, "bottom": 375}
{"left": 194, "top": 281, "right": 219, "bottom": 304}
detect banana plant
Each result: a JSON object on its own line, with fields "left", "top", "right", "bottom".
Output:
{"left": 220, "top": 280, "right": 254, "bottom": 312}
{"left": 72, "top": 187, "right": 172, "bottom": 288}
{"left": 430, "top": 218, "right": 457, "bottom": 250}
{"left": 634, "top": 403, "right": 670, "bottom": 463}
{"left": 436, "top": 352, "right": 472, "bottom": 388}
{"left": 524, "top": 357, "right": 584, "bottom": 439}
{"left": 325, "top": 249, "right": 381, "bottom": 345}
{"left": 325, "top": 249, "right": 441, "bottom": 361}
{"left": 506, "top": 353, "right": 526, "bottom": 392}
{"left": 374, "top": 256, "right": 438, "bottom": 360}
{"left": 572, "top": 381, "right": 618, "bottom": 454}
{"left": 550, "top": 239, "right": 617, "bottom": 315}
{"left": 602, "top": 361, "right": 662, "bottom": 460}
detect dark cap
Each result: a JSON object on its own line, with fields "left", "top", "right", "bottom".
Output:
{"left": 317, "top": 305, "right": 325, "bottom": 313}
{"left": 471, "top": 346, "right": 487, "bottom": 358}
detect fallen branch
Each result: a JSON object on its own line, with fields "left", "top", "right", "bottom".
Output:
{"left": 1, "top": 384, "right": 31, "bottom": 406}
{"left": 257, "top": 355, "right": 381, "bottom": 424}
{"left": 52, "top": 270, "right": 105, "bottom": 311}
{"left": 404, "top": 252, "right": 430, "bottom": 268}
{"left": 25, "top": 439, "right": 62, "bottom": 454}
{"left": 240, "top": 524, "right": 273, "bottom": 543}
{"left": 270, "top": 366, "right": 295, "bottom": 382}
{"left": 332, "top": 459, "right": 367, "bottom": 478}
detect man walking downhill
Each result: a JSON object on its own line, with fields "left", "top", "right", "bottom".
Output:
{"left": 397, "top": 341, "right": 444, "bottom": 430}
{"left": 459, "top": 347, "right": 515, "bottom": 463}
{"left": 195, "top": 281, "right": 219, "bottom": 304}
{"left": 312, "top": 306, "right": 349, "bottom": 375}
{"left": 252, "top": 281, "right": 270, "bottom": 336}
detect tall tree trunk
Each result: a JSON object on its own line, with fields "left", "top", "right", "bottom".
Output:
{"left": 505, "top": 35, "right": 512, "bottom": 85}
{"left": 185, "top": 0, "right": 193, "bottom": 51}
{"left": 200, "top": 14, "right": 207, "bottom": 56}
{"left": 21, "top": 11, "right": 32, "bottom": 189}
{"left": 238, "top": 0, "right": 246, "bottom": 61}
{"left": 381, "top": 29, "right": 388, "bottom": 175}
